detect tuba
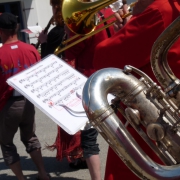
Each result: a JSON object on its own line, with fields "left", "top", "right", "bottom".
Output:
{"left": 82, "top": 15, "right": 180, "bottom": 179}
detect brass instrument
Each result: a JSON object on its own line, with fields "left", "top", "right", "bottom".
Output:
{"left": 35, "top": 16, "right": 54, "bottom": 49}
{"left": 54, "top": 0, "right": 135, "bottom": 55}
{"left": 82, "top": 15, "right": 180, "bottom": 179}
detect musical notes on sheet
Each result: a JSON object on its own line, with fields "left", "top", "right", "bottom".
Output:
{"left": 17, "top": 58, "right": 86, "bottom": 111}
{"left": 7, "top": 55, "right": 88, "bottom": 135}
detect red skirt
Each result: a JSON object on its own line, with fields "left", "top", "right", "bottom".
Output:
{"left": 48, "top": 126, "right": 83, "bottom": 162}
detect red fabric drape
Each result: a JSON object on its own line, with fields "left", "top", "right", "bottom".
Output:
{"left": 51, "top": 126, "right": 83, "bottom": 162}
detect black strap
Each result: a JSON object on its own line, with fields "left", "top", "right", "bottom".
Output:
{"left": 98, "top": 11, "right": 111, "bottom": 38}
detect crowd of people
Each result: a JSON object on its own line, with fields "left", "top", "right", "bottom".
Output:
{"left": 1, "top": 0, "right": 180, "bottom": 180}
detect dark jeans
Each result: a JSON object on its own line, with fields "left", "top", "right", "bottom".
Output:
{"left": 0, "top": 97, "right": 41, "bottom": 165}
{"left": 81, "top": 128, "right": 100, "bottom": 158}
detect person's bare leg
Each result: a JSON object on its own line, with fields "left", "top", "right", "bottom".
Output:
{"left": 29, "top": 148, "right": 49, "bottom": 180}
{"left": 86, "top": 154, "right": 101, "bottom": 180}
{"left": 9, "top": 161, "right": 27, "bottom": 180}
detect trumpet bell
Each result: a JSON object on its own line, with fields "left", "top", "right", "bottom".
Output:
{"left": 62, "top": 0, "right": 117, "bottom": 35}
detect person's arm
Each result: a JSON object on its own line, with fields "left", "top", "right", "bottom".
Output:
{"left": 93, "top": 6, "right": 165, "bottom": 70}
{"left": 113, "top": 0, "right": 154, "bottom": 32}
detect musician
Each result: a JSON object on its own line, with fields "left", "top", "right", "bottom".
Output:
{"left": 0, "top": 12, "right": 50, "bottom": 180}
{"left": 65, "top": 7, "right": 116, "bottom": 77}
{"left": 50, "top": 5, "right": 116, "bottom": 180}
{"left": 92, "top": 0, "right": 180, "bottom": 179}
{"left": 38, "top": 0, "right": 65, "bottom": 59}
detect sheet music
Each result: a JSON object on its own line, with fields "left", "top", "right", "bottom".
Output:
{"left": 21, "top": 25, "right": 43, "bottom": 34}
{"left": 7, "top": 55, "right": 88, "bottom": 135}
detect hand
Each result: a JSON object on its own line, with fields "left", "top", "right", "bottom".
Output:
{"left": 113, "top": 4, "right": 132, "bottom": 32}
{"left": 38, "top": 30, "right": 48, "bottom": 44}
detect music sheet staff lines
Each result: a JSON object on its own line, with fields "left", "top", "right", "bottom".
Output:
{"left": 42, "top": 79, "right": 82, "bottom": 103}
{"left": 7, "top": 55, "right": 88, "bottom": 135}
{"left": 52, "top": 83, "right": 84, "bottom": 106}
{"left": 27, "top": 70, "right": 70, "bottom": 92}
{"left": 19, "top": 61, "right": 59, "bottom": 83}
{"left": 16, "top": 58, "right": 86, "bottom": 111}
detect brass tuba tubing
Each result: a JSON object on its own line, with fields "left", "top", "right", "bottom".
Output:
{"left": 54, "top": 2, "right": 135, "bottom": 55}
{"left": 151, "top": 16, "right": 180, "bottom": 90}
{"left": 82, "top": 68, "right": 180, "bottom": 180}
{"left": 82, "top": 13, "right": 180, "bottom": 180}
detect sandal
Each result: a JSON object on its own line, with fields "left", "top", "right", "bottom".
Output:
{"left": 69, "top": 158, "right": 88, "bottom": 169}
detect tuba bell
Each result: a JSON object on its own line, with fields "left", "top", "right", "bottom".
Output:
{"left": 82, "top": 15, "right": 180, "bottom": 179}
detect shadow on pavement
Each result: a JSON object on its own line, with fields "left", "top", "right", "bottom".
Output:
{"left": 0, "top": 174, "right": 81, "bottom": 180}
{"left": 0, "top": 156, "right": 83, "bottom": 180}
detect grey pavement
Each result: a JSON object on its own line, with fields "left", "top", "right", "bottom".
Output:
{"left": 0, "top": 107, "right": 108, "bottom": 180}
